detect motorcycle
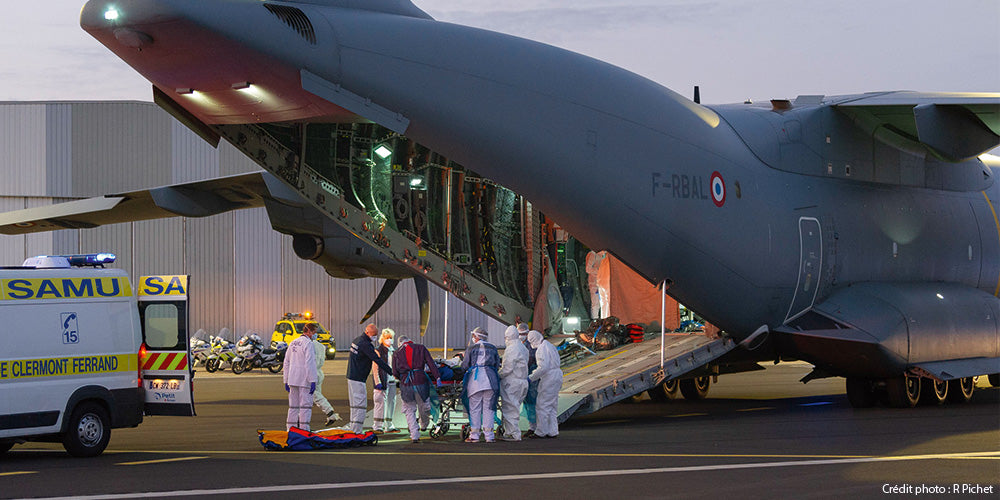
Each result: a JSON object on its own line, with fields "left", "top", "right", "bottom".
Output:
{"left": 204, "top": 336, "right": 237, "bottom": 373}
{"left": 232, "top": 334, "right": 286, "bottom": 374}
{"left": 189, "top": 335, "right": 211, "bottom": 369}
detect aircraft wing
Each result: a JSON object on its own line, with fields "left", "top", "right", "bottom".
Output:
{"left": 833, "top": 91, "right": 1000, "bottom": 161}
{"left": 0, "top": 172, "right": 272, "bottom": 235}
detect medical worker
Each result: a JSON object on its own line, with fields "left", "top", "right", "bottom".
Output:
{"left": 518, "top": 323, "right": 539, "bottom": 437}
{"left": 311, "top": 325, "right": 340, "bottom": 426}
{"left": 392, "top": 334, "right": 441, "bottom": 443}
{"left": 372, "top": 328, "right": 398, "bottom": 434}
{"left": 461, "top": 327, "right": 500, "bottom": 443}
{"left": 498, "top": 325, "right": 529, "bottom": 441}
{"left": 346, "top": 323, "right": 393, "bottom": 433}
{"left": 527, "top": 330, "right": 563, "bottom": 438}
{"left": 283, "top": 323, "right": 318, "bottom": 431}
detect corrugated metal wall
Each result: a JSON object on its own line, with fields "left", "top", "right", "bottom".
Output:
{"left": 0, "top": 102, "right": 499, "bottom": 348}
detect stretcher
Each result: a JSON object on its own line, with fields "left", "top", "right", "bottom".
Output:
{"left": 257, "top": 427, "right": 377, "bottom": 450}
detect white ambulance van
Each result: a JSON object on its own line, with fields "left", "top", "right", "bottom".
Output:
{"left": 0, "top": 255, "right": 194, "bottom": 457}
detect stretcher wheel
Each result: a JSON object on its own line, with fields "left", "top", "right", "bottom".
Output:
{"left": 430, "top": 423, "right": 448, "bottom": 439}
{"left": 460, "top": 424, "right": 471, "bottom": 441}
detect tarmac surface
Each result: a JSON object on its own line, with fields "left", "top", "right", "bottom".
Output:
{"left": 2, "top": 360, "right": 998, "bottom": 499}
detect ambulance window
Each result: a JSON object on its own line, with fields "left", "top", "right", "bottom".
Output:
{"left": 143, "top": 303, "right": 183, "bottom": 350}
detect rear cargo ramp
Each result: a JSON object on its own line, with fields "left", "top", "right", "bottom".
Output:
{"left": 557, "top": 334, "right": 736, "bottom": 423}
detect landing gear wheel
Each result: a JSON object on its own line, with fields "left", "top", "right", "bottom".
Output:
{"left": 62, "top": 402, "right": 110, "bottom": 457}
{"left": 886, "top": 376, "right": 920, "bottom": 408}
{"left": 430, "top": 423, "right": 449, "bottom": 439}
{"left": 989, "top": 374, "right": 999, "bottom": 388}
{"left": 647, "top": 379, "right": 679, "bottom": 402}
{"left": 267, "top": 363, "right": 282, "bottom": 374}
{"left": 461, "top": 424, "right": 471, "bottom": 441}
{"left": 846, "top": 377, "right": 876, "bottom": 408}
{"left": 231, "top": 359, "right": 247, "bottom": 374}
{"left": 679, "top": 376, "right": 711, "bottom": 400}
{"left": 947, "top": 377, "right": 975, "bottom": 403}
{"left": 205, "top": 358, "right": 219, "bottom": 373}
{"left": 919, "top": 378, "right": 948, "bottom": 405}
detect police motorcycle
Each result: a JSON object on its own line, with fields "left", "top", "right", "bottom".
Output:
{"left": 189, "top": 332, "right": 211, "bottom": 369}
{"left": 204, "top": 336, "right": 237, "bottom": 373}
{"left": 231, "top": 333, "right": 287, "bottom": 374}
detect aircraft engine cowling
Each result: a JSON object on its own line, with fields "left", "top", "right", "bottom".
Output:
{"left": 292, "top": 234, "right": 323, "bottom": 261}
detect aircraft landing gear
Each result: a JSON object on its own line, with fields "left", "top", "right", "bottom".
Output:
{"left": 845, "top": 377, "right": 876, "bottom": 408}
{"left": 679, "top": 376, "right": 711, "bottom": 400}
{"left": 885, "top": 375, "right": 921, "bottom": 408}
{"left": 919, "top": 378, "right": 948, "bottom": 405}
{"left": 946, "top": 377, "right": 975, "bottom": 403}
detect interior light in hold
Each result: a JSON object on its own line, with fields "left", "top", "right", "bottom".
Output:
{"left": 409, "top": 177, "right": 424, "bottom": 187}
{"left": 566, "top": 317, "right": 580, "bottom": 326}
{"left": 104, "top": 7, "right": 120, "bottom": 21}
{"left": 374, "top": 144, "right": 393, "bottom": 159}
{"left": 936, "top": 293, "right": 944, "bottom": 299}
{"left": 176, "top": 88, "right": 194, "bottom": 95}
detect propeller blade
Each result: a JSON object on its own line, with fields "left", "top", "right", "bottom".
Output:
{"left": 414, "top": 277, "right": 430, "bottom": 337}
{"left": 360, "top": 279, "right": 401, "bottom": 323}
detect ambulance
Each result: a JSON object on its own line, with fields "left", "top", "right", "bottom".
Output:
{"left": 0, "top": 254, "right": 194, "bottom": 457}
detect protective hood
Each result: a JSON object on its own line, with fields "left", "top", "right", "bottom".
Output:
{"left": 528, "top": 330, "right": 544, "bottom": 348}
{"left": 470, "top": 326, "right": 488, "bottom": 343}
{"left": 504, "top": 325, "right": 519, "bottom": 345}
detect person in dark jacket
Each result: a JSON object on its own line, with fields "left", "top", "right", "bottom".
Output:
{"left": 347, "top": 323, "right": 393, "bottom": 433}
{"left": 392, "top": 334, "right": 441, "bottom": 443}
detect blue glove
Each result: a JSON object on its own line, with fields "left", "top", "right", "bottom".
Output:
{"left": 436, "top": 378, "right": 442, "bottom": 387}
{"left": 284, "top": 383, "right": 290, "bottom": 392}
{"left": 375, "top": 383, "right": 385, "bottom": 391}
{"left": 310, "top": 382, "right": 316, "bottom": 394}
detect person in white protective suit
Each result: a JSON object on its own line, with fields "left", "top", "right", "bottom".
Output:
{"left": 498, "top": 325, "right": 529, "bottom": 441}
{"left": 283, "top": 324, "right": 318, "bottom": 431}
{"left": 461, "top": 327, "right": 501, "bottom": 443}
{"left": 371, "top": 328, "right": 398, "bottom": 433}
{"left": 527, "top": 330, "right": 563, "bottom": 438}
{"left": 311, "top": 326, "right": 341, "bottom": 426}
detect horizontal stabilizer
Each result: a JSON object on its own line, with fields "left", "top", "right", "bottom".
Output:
{"left": 910, "top": 357, "right": 1000, "bottom": 381}
{"left": 0, "top": 172, "right": 273, "bottom": 235}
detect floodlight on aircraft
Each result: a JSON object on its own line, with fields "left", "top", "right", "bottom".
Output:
{"left": 374, "top": 144, "right": 393, "bottom": 159}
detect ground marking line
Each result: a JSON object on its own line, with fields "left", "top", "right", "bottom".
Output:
{"left": 21, "top": 451, "right": 1000, "bottom": 500}
{"left": 116, "top": 456, "right": 208, "bottom": 466}
{"left": 0, "top": 471, "right": 37, "bottom": 477}
{"left": 14, "top": 449, "right": 875, "bottom": 458}
{"left": 736, "top": 407, "right": 775, "bottom": 412}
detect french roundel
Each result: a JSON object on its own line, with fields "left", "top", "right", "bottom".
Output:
{"left": 710, "top": 172, "right": 725, "bottom": 207}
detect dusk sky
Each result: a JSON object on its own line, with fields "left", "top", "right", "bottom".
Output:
{"left": 1, "top": 0, "right": 997, "bottom": 104}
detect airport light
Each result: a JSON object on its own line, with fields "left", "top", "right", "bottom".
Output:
{"left": 175, "top": 88, "right": 194, "bottom": 95}
{"left": 231, "top": 81, "right": 251, "bottom": 90}
{"left": 104, "top": 7, "right": 120, "bottom": 21}
{"left": 374, "top": 144, "right": 393, "bottom": 159}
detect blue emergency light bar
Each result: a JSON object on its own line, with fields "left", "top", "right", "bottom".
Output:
{"left": 25, "top": 253, "right": 117, "bottom": 268}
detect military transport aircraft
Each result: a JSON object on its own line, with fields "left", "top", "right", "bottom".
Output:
{"left": 3, "top": 0, "right": 999, "bottom": 409}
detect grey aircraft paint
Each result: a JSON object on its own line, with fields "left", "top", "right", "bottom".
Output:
{"left": 73, "top": 0, "right": 1000, "bottom": 399}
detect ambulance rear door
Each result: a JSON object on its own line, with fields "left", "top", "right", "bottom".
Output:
{"left": 137, "top": 275, "right": 195, "bottom": 416}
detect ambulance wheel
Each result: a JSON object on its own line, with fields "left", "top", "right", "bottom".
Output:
{"left": 886, "top": 375, "right": 920, "bottom": 408}
{"left": 679, "top": 376, "right": 711, "bottom": 400}
{"left": 62, "top": 402, "right": 110, "bottom": 457}
{"left": 988, "top": 374, "right": 999, "bottom": 388}
{"left": 647, "top": 379, "right": 679, "bottom": 401}
{"left": 461, "top": 424, "right": 471, "bottom": 441}
{"left": 267, "top": 364, "right": 282, "bottom": 374}
{"left": 205, "top": 358, "right": 220, "bottom": 373}
{"left": 947, "top": 377, "right": 975, "bottom": 403}
{"left": 430, "top": 423, "right": 448, "bottom": 439}
{"left": 232, "top": 360, "right": 247, "bottom": 374}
